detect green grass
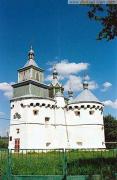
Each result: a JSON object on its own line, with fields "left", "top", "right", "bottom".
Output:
{"left": 0, "top": 149, "right": 117, "bottom": 176}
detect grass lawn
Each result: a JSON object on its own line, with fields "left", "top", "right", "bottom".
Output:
{"left": 0, "top": 149, "right": 117, "bottom": 176}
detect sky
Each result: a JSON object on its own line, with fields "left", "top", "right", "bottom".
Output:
{"left": 0, "top": 0, "right": 117, "bottom": 136}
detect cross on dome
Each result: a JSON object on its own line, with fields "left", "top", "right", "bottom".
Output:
{"left": 83, "top": 75, "right": 89, "bottom": 90}
{"left": 28, "top": 46, "right": 34, "bottom": 60}
{"left": 53, "top": 65, "right": 58, "bottom": 79}
{"left": 24, "top": 46, "right": 38, "bottom": 68}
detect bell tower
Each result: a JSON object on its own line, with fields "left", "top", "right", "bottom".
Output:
{"left": 12, "top": 47, "right": 49, "bottom": 98}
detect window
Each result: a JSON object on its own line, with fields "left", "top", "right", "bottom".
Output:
{"left": 87, "top": 105, "right": 90, "bottom": 108}
{"left": 9, "top": 136, "right": 12, "bottom": 141}
{"left": 20, "top": 103, "right": 24, "bottom": 107}
{"left": 36, "top": 103, "right": 40, "bottom": 106}
{"left": 89, "top": 110, "right": 94, "bottom": 115}
{"left": 69, "top": 106, "right": 72, "bottom": 110}
{"left": 81, "top": 105, "right": 84, "bottom": 108}
{"left": 16, "top": 128, "right": 20, "bottom": 134}
{"left": 33, "top": 110, "right": 39, "bottom": 115}
{"left": 77, "top": 142, "right": 82, "bottom": 145}
{"left": 30, "top": 103, "right": 34, "bottom": 106}
{"left": 45, "top": 117, "right": 50, "bottom": 128}
{"left": 46, "top": 142, "right": 51, "bottom": 147}
{"left": 75, "top": 111, "right": 80, "bottom": 116}
{"left": 45, "top": 117, "right": 50, "bottom": 122}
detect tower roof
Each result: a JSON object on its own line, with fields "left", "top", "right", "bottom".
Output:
{"left": 51, "top": 65, "right": 62, "bottom": 87}
{"left": 71, "top": 80, "right": 101, "bottom": 104}
{"left": 72, "top": 89, "right": 100, "bottom": 103}
{"left": 24, "top": 46, "right": 39, "bottom": 68}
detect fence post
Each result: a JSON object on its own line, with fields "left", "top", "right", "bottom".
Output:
{"left": 7, "top": 149, "right": 12, "bottom": 180}
{"left": 63, "top": 149, "right": 67, "bottom": 179}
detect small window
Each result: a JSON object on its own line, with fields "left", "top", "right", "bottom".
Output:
{"left": 16, "top": 129, "right": 20, "bottom": 134}
{"left": 33, "top": 110, "right": 39, "bottom": 115}
{"left": 45, "top": 117, "right": 50, "bottom": 122}
{"left": 11, "top": 105, "right": 14, "bottom": 109}
{"left": 77, "top": 142, "right": 82, "bottom": 145}
{"left": 81, "top": 105, "right": 84, "bottom": 108}
{"left": 46, "top": 142, "right": 51, "bottom": 147}
{"left": 42, "top": 103, "right": 45, "bottom": 106}
{"left": 9, "top": 136, "right": 12, "bottom": 141}
{"left": 87, "top": 105, "right": 90, "bottom": 108}
{"left": 20, "top": 103, "right": 24, "bottom": 107}
{"left": 75, "top": 111, "right": 80, "bottom": 116}
{"left": 30, "top": 103, "right": 34, "bottom": 106}
{"left": 36, "top": 103, "right": 40, "bottom": 106}
{"left": 89, "top": 110, "right": 94, "bottom": 115}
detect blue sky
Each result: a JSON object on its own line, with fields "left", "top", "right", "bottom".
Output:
{"left": 0, "top": 0, "right": 117, "bottom": 136}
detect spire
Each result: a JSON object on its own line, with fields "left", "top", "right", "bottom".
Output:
{"left": 53, "top": 65, "right": 58, "bottom": 79}
{"left": 28, "top": 46, "right": 34, "bottom": 60}
{"left": 83, "top": 75, "right": 88, "bottom": 90}
{"left": 68, "top": 88, "right": 73, "bottom": 98}
{"left": 24, "top": 46, "right": 38, "bottom": 68}
{"left": 68, "top": 81, "right": 73, "bottom": 98}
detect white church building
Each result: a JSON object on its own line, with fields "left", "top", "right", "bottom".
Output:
{"left": 8, "top": 47, "right": 106, "bottom": 151}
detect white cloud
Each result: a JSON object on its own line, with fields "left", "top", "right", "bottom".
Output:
{"left": 101, "top": 82, "right": 112, "bottom": 92}
{"left": 64, "top": 75, "right": 98, "bottom": 92}
{"left": 88, "top": 81, "right": 98, "bottom": 90}
{"left": 49, "top": 60, "right": 89, "bottom": 75}
{"left": 64, "top": 75, "right": 82, "bottom": 92}
{"left": 84, "top": 75, "right": 90, "bottom": 81}
{"left": 0, "top": 82, "right": 13, "bottom": 99}
{"left": 103, "top": 99, "right": 117, "bottom": 109}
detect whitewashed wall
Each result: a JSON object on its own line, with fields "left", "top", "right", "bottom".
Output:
{"left": 9, "top": 97, "right": 106, "bottom": 150}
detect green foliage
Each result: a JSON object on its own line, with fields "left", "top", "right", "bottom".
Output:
{"left": 104, "top": 115, "right": 117, "bottom": 148}
{"left": 0, "top": 137, "right": 8, "bottom": 148}
{"left": 88, "top": 5, "right": 117, "bottom": 41}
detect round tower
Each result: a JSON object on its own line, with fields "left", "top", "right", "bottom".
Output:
{"left": 67, "top": 80, "right": 106, "bottom": 149}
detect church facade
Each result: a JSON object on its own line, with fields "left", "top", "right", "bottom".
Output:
{"left": 8, "top": 47, "right": 106, "bottom": 151}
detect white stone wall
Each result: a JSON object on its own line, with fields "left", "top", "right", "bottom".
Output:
{"left": 9, "top": 97, "right": 106, "bottom": 150}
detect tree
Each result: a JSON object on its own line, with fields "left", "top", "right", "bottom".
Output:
{"left": 104, "top": 114, "right": 117, "bottom": 148}
{"left": 88, "top": 5, "right": 117, "bottom": 41}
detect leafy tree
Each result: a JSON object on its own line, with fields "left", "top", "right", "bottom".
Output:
{"left": 0, "top": 137, "right": 8, "bottom": 148}
{"left": 88, "top": 5, "right": 117, "bottom": 41}
{"left": 104, "top": 114, "right": 117, "bottom": 148}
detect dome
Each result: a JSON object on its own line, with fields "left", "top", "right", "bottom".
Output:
{"left": 72, "top": 89, "right": 101, "bottom": 104}
{"left": 24, "top": 46, "right": 39, "bottom": 68}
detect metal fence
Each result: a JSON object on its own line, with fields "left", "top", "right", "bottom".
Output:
{"left": 0, "top": 148, "right": 117, "bottom": 179}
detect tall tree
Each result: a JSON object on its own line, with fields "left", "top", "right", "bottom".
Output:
{"left": 104, "top": 114, "right": 117, "bottom": 148}
{"left": 88, "top": 5, "right": 117, "bottom": 41}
